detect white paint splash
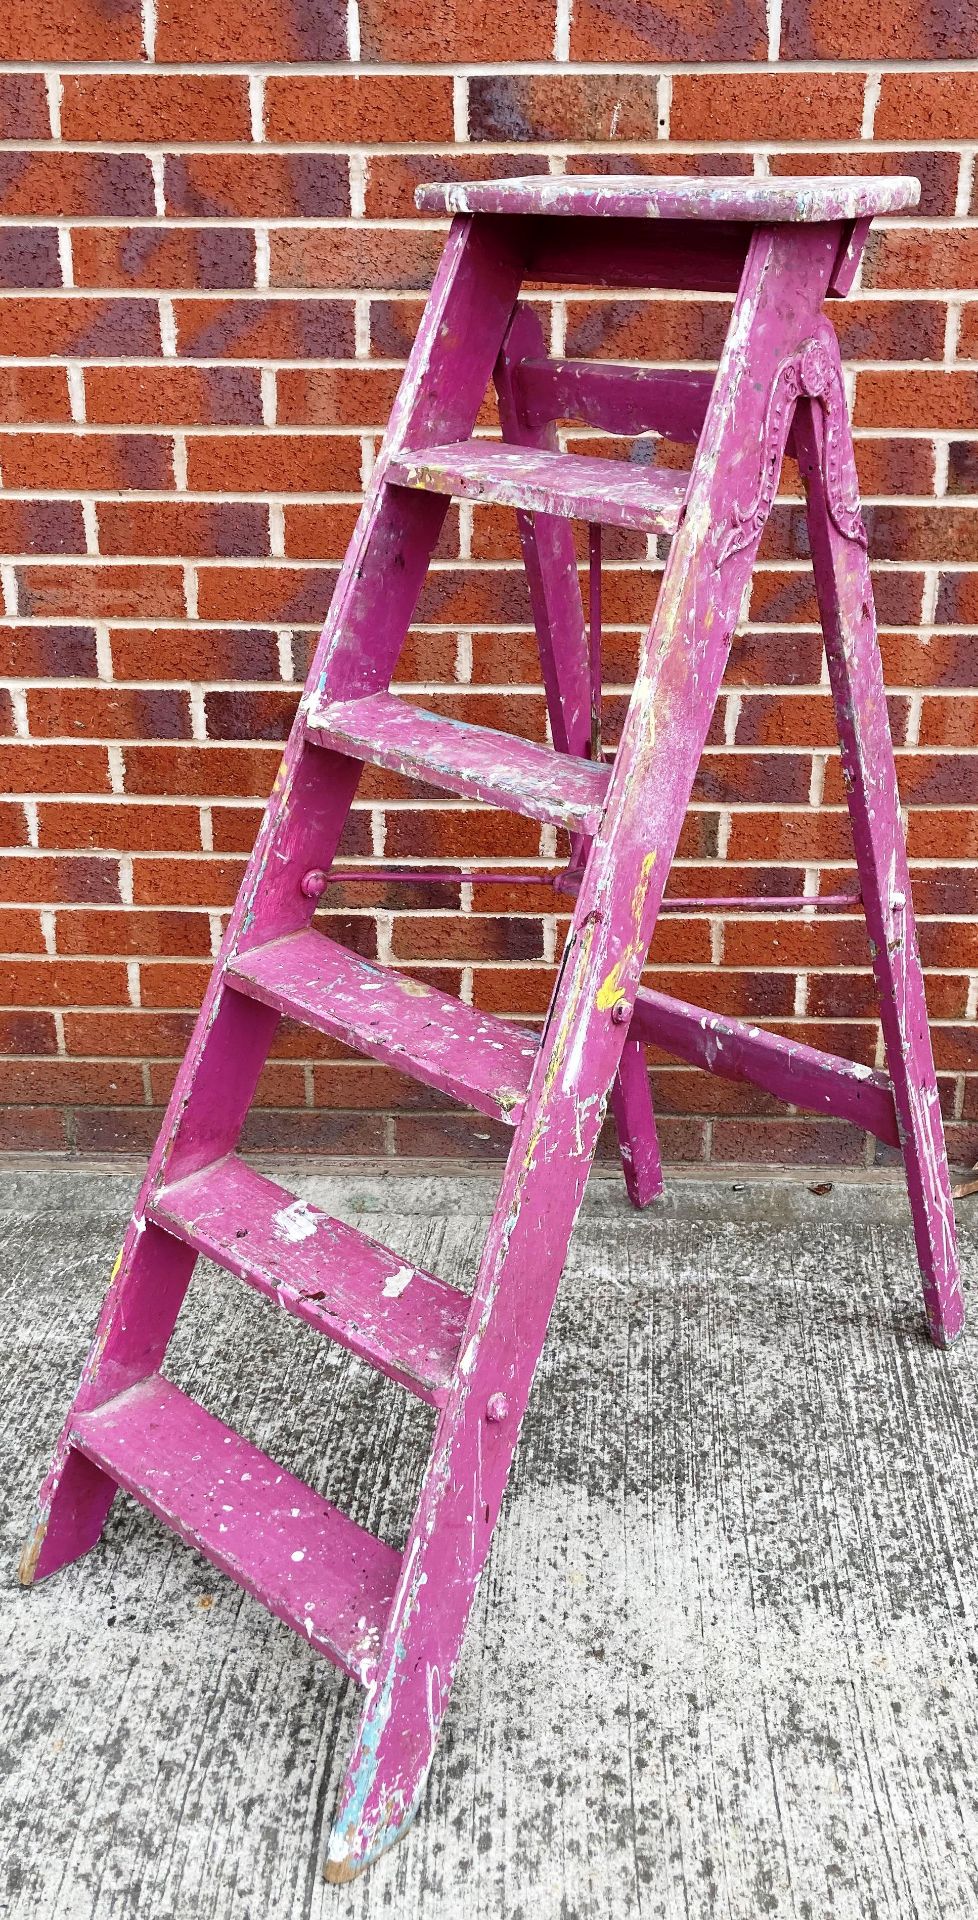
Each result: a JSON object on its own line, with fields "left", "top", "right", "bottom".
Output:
{"left": 382, "top": 1265, "right": 414, "bottom": 1299}
{"left": 272, "top": 1199, "right": 320, "bottom": 1245}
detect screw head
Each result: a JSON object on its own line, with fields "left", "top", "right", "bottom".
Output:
{"left": 301, "top": 868, "right": 329, "bottom": 899}
{"left": 486, "top": 1393, "right": 509, "bottom": 1424}
{"left": 610, "top": 997, "right": 630, "bottom": 1025}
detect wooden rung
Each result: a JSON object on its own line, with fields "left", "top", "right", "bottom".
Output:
{"left": 70, "top": 1376, "right": 401, "bottom": 1681}
{"left": 388, "top": 440, "right": 688, "bottom": 533}
{"left": 150, "top": 1156, "right": 470, "bottom": 1404}
{"left": 306, "top": 689, "right": 611, "bottom": 836}
{"left": 227, "top": 929, "right": 538, "bottom": 1124}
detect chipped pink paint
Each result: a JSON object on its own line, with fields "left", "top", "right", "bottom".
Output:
{"left": 22, "top": 172, "right": 961, "bottom": 1891}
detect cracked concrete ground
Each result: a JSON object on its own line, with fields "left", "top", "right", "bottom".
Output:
{"left": 3, "top": 1161, "right": 978, "bottom": 1920}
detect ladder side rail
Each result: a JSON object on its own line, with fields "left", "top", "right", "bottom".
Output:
{"left": 325, "top": 218, "right": 846, "bottom": 1882}
{"left": 631, "top": 985, "right": 900, "bottom": 1146}
{"left": 493, "top": 303, "right": 591, "bottom": 758}
{"left": 21, "top": 214, "right": 528, "bottom": 1587}
{"left": 495, "top": 310, "right": 664, "bottom": 1206}
{"left": 793, "top": 339, "right": 964, "bottom": 1345}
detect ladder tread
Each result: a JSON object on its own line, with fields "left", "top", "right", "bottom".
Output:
{"left": 306, "top": 690, "right": 610, "bottom": 835}
{"left": 227, "top": 929, "right": 537, "bottom": 1124}
{"left": 388, "top": 439, "right": 688, "bottom": 532}
{"left": 149, "top": 1156, "right": 469, "bottom": 1404}
{"left": 70, "top": 1375, "right": 400, "bottom": 1681}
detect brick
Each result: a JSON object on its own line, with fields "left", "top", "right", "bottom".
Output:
{"left": 359, "top": 0, "right": 554, "bottom": 58}
{"left": 0, "top": 432, "right": 173, "bottom": 492}
{"left": 2, "top": 625, "right": 98, "bottom": 678}
{"left": 857, "top": 505, "right": 978, "bottom": 564}
{"left": 726, "top": 809, "right": 856, "bottom": 862}
{"left": 769, "top": 147, "right": 960, "bottom": 219}
{"left": 0, "top": 74, "right": 50, "bottom": 141}
{"left": 918, "top": 697, "right": 978, "bottom": 748}
{"left": 37, "top": 801, "right": 202, "bottom": 853}
{"left": 783, "top": 0, "right": 976, "bottom": 56}
{"left": 468, "top": 75, "right": 659, "bottom": 143}
{"left": 0, "top": 853, "right": 121, "bottom": 903}
{"left": 131, "top": 853, "right": 246, "bottom": 905}
{"left": 0, "top": 1010, "right": 59, "bottom": 1055}
{"left": 0, "top": 500, "right": 86, "bottom": 557}
{"left": 85, "top": 366, "right": 263, "bottom": 427}
{"left": 879, "top": 630, "right": 978, "bottom": 689}
{"left": 61, "top": 75, "right": 252, "bottom": 144}
{"left": 909, "top": 809, "right": 978, "bottom": 861}
{"left": 0, "top": 153, "right": 156, "bottom": 218}
{"left": 72, "top": 1107, "right": 161, "bottom": 1151}
{"left": 0, "top": 228, "right": 62, "bottom": 289}
{"left": 564, "top": 298, "right": 736, "bottom": 363}
{"left": 0, "top": 296, "right": 161, "bottom": 358}
{"left": 0, "top": 909, "right": 45, "bottom": 953}
{"left": 712, "top": 1118, "right": 864, "bottom": 1166}
{"left": 831, "top": 300, "right": 946, "bottom": 363}
{"left": 876, "top": 71, "right": 978, "bottom": 139}
{"left": 282, "top": 503, "right": 360, "bottom": 559}
{"left": 71, "top": 227, "right": 256, "bottom": 292}
{"left": 946, "top": 444, "right": 978, "bottom": 496}
{"left": 569, "top": 0, "right": 765, "bottom": 57}
{"left": 196, "top": 565, "right": 334, "bottom": 623}
{"left": 0, "top": 1107, "right": 67, "bottom": 1151}
{"left": 186, "top": 431, "right": 362, "bottom": 492}
{"left": 862, "top": 230, "right": 978, "bottom": 293}
{"left": 139, "top": 960, "right": 212, "bottom": 1007}
{"left": 5, "top": 0, "right": 142, "bottom": 57}
{"left": 852, "top": 438, "right": 936, "bottom": 497}
{"left": 173, "top": 297, "right": 353, "bottom": 361}
{"left": 123, "top": 745, "right": 281, "bottom": 799}
{"left": 204, "top": 689, "right": 298, "bottom": 740}
{"left": 164, "top": 153, "right": 349, "bottom": 220}
{"left": 98, "top": 502, "right": 270, "bottom": 560}
{"left": 15, "top": 564, "right": 186, "bottom": 622}
{"left": 0, "top": 957, "right": 129, "bottom": 1007}
{"left": 0, "top": 366, "right": 71, "bottom": 425}
{"left": 0, "top": 805, "right": 30, "bottom": 850}
{"left": 270, "top": 229, "right": 444, "bottom": 293}
{"left": 264, "top": 76, "right": 454, "bottom": 144}
{"left": 0, "top": 742, "right": 111, "bottom": 793}
{"left": 364, "top": 152, "right": 549, "bottom": 221}
{"left": 671, "top": 73, "right": 864, "bottom": 141}
{"left": 159, "top": 0, "right": 345, "bottom": 56}
{"left": 0, "top": 1059, "right": 146, "bottom": 1105}
{"left": 936, "top": 574, "right": 978, "bottom": 628}
{"left": 276, "top": 367, "right": 402, "bottom": 427}
{"left": 28, "top": 686, "right": 192, "bottom": 741}
{"left": 109, "top": 627, "right": 282, "bottom": 681}
{"left": 855, "top": 372, "right": 978, "bottom": 433}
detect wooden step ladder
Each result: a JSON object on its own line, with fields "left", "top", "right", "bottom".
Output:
{"left": 21, "top": 173, "right": 963, "bottom": 1884}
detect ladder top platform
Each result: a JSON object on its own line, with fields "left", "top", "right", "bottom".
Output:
{"left": 415, "top": 173, "right": 921, "bottom": 224}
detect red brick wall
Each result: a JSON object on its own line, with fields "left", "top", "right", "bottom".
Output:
{"left": 1, "top": 5, "right": 976, "bottom": 1169}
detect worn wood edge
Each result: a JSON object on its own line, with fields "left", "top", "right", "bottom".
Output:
{"left": 323, "top": 1804, "right": 418, "bottom": 1884}
{"left": 17, "top": 1521, "right": 44, "bottom": 1586}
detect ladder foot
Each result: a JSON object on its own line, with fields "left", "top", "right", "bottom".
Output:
{"left": 926, "top": 1287, "right": 965, "bottom": 1351}
{"left": 18, "top": 1449, "right": 117, "bottom": 1585}
{"left": 324, "top": 1804, "right": 419, "bottom": 1884}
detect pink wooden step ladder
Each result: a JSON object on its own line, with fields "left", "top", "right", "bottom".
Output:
{"left": 21, "top": 173, "right": 964, "bottom": 1882}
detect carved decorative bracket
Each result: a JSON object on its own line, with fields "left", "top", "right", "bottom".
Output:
{"left": 717, "top": 334, "right": 867, "bottom": 565}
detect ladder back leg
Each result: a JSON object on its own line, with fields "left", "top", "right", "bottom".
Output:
{"left": 495, "top": 303, "right": 664, "bottom": 1209}
{"left": 325, "top": 220, "right": 845, "bottom": 1880}
{"left": 794, "top": 360, "right": 964, "bottom": 1347}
